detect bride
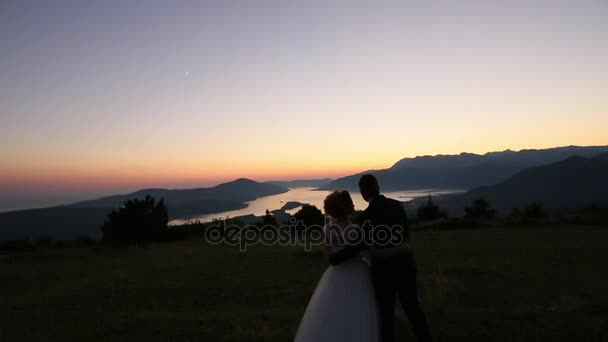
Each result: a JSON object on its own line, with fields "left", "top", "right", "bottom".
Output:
{"left": 294, "top": 190, "right": 380, "bottom": 342}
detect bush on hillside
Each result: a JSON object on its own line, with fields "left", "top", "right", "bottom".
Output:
{"left": 293, "top": 204, "right": 325, "bottom": 234}
{"left": 464, "top": 198, "right": 497, "bottom": 219}
{"left": 417, "top": 196, "right": 448, "bottom": 221}
{"left": 101, "top": 195, "right": 168, "bottom": 246}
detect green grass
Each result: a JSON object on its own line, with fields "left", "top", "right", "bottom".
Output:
{"left": 1, "top": 226, "right": 607, "bottom": 341}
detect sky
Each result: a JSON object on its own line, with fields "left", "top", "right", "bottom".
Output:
{"left": 1, "top": 0, "right": 607, "bottom": 209}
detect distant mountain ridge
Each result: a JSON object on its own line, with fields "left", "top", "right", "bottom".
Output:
{"left": 0, "top": 179, "right": 287, "bottom": 240}
{"left": 324, "top": 145, "right": 608, "bottom": 191}
{"left": 432, "top": 155, "right": 608, "bottom": 215}
{"left": 3, "top": 145, "right": 608, "bottom": 240}
{"left": 67, "top": 178, "right": 286, "bottom": 209}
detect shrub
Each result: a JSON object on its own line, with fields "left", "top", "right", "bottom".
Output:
{"left": 101, "top": 195, "right": 168, "bottom": 246}
{"left": 293, "top": 204, "right": 324, "bottom": 225}
{"left": 293, "top": 204, "right": 325, "bottom": 235}
{"left": 0, "top": 239, "right": 34, "bottom": 254}
{"left": 417, "top": 196, "right": 447, "bottom": 221}
{"left": 511, "top": 202, "right": 545, "bottom": 219}
{"left": 523, "top": 202, "right": 545, "bottom": 218}
{"left": 36, "top": 237, "right": 55, "bottom": 248}
{"left": 464, "top": 198, "right": 496, "bottom": 219}
{"left": 510, "top": 207, "right": 521, "bottom": 218}
{"left": 75, "top": 236, "right": 98, "bottom": 246}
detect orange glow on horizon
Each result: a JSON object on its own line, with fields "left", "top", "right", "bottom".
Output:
{"left": 0, "top": 161, "right": 377, "bottom": 192}
{"left": 3, "top": 139, "right": 607, "bottom": 194}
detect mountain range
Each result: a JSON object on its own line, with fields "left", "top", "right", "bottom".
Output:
{"left": 2, "top": 145, "right": 608, "bottom": 240}
{"left": 0, "top": 179, "right": 287, "bottom": 240}
{"left": 67, "top": 178, "right": 286, "bottom": 213}
{"left": 323, "top": 146, "right": 608, "bottom": 191}
{"left": 429, "top": 154, "right": 608, "bottom": 215}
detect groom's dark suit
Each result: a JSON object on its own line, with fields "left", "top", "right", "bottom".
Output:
{"left": 329, "top": 195, "right": 432, "bottom": 342}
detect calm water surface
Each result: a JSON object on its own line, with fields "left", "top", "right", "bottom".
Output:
{"left": 170, "top": 187, "right": 460, "bottom": 225}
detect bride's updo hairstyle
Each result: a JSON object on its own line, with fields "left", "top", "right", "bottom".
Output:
{"left": 323, "top": 190, "right": 355, "bottom": 219}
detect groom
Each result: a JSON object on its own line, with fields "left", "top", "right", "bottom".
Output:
{"left": 329, "top": 174, "right": 432, "bottom": 342}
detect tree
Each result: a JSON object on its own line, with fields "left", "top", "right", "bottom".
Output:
{"left": 510, "top": 207, "right": 521, "bottom": 218}
{"left": 417, "top": 195, "right": 446, "bottom": 221}
{"left": 293, "top": 204, "right": 325, "bottom": 227}
{"left": 523, "top": 201, "right": 545, "bottom": 218}
{"left": 464, "top": 198, "right": 496, "bottom": 219}
{"left": 292, "top": 204, "right": 325, "bottom": 235}
{"left": 511, "top": 202, "right": 545, "bottom": 219}
{"left": 101, "top": 195, "right": 168, "bottom": 246}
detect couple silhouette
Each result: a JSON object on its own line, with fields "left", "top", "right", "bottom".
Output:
{"left": 295, "top": 174, "right": 432, "bottom": 342}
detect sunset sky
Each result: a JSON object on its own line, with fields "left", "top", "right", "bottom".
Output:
{"left": 1, "top": 0, "right": 607, "bottom": 208}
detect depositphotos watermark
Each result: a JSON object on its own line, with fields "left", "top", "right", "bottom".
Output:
{"left": 203, "top": 217, "right": 407, "bottom": 251}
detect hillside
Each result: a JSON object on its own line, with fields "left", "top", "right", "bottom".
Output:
{"left": 2, "top": 226, "right": 607, "bottom": 340}
{"left": 0, "top": 179, "right": 287, "bottom": 240}
{"left": 0, "top": 207, "right": 110, "bottom": 240}
{"left": 324, "top": 145, "right": 608, "bottom": 191}
{"left": 68, "top": 178, "right": 286, "bottom": 208}
{"left": 593, "top": 152, "right": 608, "bottom": 162}
{"left": 435, "top": 156, "right": 608, "bottom": 215}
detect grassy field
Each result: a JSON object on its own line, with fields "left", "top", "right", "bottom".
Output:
{"left": 1, "top": 225, "right": 607, "bottom": 341}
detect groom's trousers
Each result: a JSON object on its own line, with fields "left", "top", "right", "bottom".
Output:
{"left": 371, "top": 251, "right": 432, "bottom": 342}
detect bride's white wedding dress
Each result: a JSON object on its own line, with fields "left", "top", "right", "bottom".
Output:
{"left": 294, "top": 225, "right": 380, "bottom": 342}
